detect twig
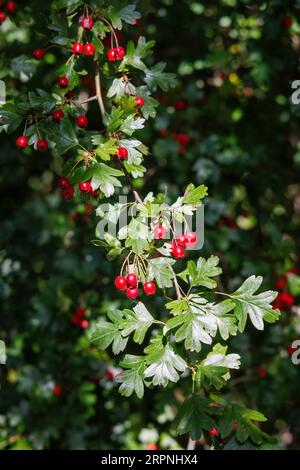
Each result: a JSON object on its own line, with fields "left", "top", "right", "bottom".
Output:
{"left": 171, "top": 267, "right": 182, "bottom": 300}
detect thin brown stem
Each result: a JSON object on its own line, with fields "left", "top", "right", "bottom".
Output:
{"left": 171, "top": 267, "right": 182, "bottom": 300}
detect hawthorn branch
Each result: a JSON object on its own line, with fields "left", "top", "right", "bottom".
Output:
{"left": 95, "top": 64, "right": 143, "bottom": 205}
{"left": 76, "top": 95, "right": 97, "bottom": 106}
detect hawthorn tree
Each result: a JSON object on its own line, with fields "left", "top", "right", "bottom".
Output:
{"left": 0, "top": 0, "right": 287, "bottom": 449}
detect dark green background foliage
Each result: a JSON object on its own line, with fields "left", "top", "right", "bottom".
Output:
{"left": 1, "top": 0, "right": 300, "bottom": 449}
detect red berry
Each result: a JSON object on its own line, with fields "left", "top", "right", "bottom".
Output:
{"left": 106, "top": 369, "right": 114, "bottom": 381}
{"left": 72, "top": 42, "right": 83, "bottom": 55}
{"left": 0, "top": 11, "right": 7, "bottom": 22}
{"left": 175, "top": 234, "right": 187, "bottom": 246}
{"left": 153, "top": 225, "right": 166, "bottom": 239}
{"left": 288, "top": 266, "right": 299, "bottom": 275}
{"left": 76, "top": 115, "right": 88, "bottom": 128}
{"left": 59, "top": 177, "right": 69, "bottom": 188}
{"left": 76, "top": 306, "right": 86, "bottom": 318}
{"left": 147, "top": 443, "right": 158, "bottom": 451}
{"left": 52, "top": 109, "right": 64, "bottom": 123}
{"left": 276, "top": 278, "right": 286, "bottom": 290}
{"left": 81, "top": 16, "right": 94, "bottom": 30}
{"left": 37, "top": 138, "right": 48, "bottom": 152}
{"left": 175, "top": 99, "right": 186, "bottom": 111}
{"left": 107, "top": 48, "right": 116, "bottom": 61}
{"left": 126, "top": 273, "right": 138, "bottom": 288}
{"left": 185, "top": 232, "right": 197, "bottom": 247}
{"left": 115, "top": 275, "right": 127, "bottom": 291}
{"left": 6, "top": 1, "right": 16, "bottom": 13}
{"left": 71, "top": 314, "right": 80, "bottom": 325}
{"left": 209, "top": 427, "right": 218, "bottom": 437}
{"left": 52, "top": 384, "right": 62, "bottom": 397}
{"left": 282, "top": 15, "right": 293, "bottom": 29}
{"left": 116, "top": 146, "right": 128, "bottom": 159}
{"left": 143, "top": 281, "right": 156, "bottom": 296}
{"left": 134, "top": 96, "right": 145, "bottom": 108}
{"left": 258, "top": 367, "right": 267, "bottom": 379}
{"left": 173, "top": 133, "right": 190, "bottom": 145}
{"left": 126, "top": 287, "right": 139, "bottom": 299}
{"left": 16, "top": 136, "right": 28, "bottom": 149}
{"left": 83, "top": 43, "right": 95, "bottom": 56}
{"left": 79, "top": 319, "right": 89, "bottom": 329}
{"left": 273, "top": 291, "right": 295, "bottom": 310}
{"left": 32, "top": 48, "right": 45, "bottom": 60}
{"left": 288, "top": 345, "right": 297, "bottom": 356}
{"left": 57, "top": 76, "right": 69, "bottom": 88}
{"left": 78, "top": 181, "right": 92, "bottom": 193}
{"left": 171, "top": 244, "right": 185, "bottom": 259}
{"left": 115, "top": 45, "right": 125, "bottom": 60}
{"left": 233, "top": 421, "right": 238, "bottom": 431}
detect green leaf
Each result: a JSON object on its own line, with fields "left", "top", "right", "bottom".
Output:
{"left": 108, "top": 2, "right": 141, "bottom": 29}
{"left": 11, "top": 55, "right": 37, "bottom": 82}
{"left": 123, "top": 37, "right": 155, "bottom": 72}
{"left": 179, "top": 256, "right": 222, "bottom": 289}
{"left": 0, "top": 103, "right": 24, "bottom": 133}
{"left": 120, "top": 303, "right": 155, "bottom": 345}
{"left": 166, "top": 310, "right": 213, "bottom": 352}
{"left": 219, "top": 404, "right": 271, "bottom": 446}
{"left": 165, "top": 298, "right": 189, "bottom": 316}
{"left": 120, "top": 115, "right": 145, "bottom": 135}
{"left": 144, "top": 62, "right": 177, "bottom": 92}
{"left": 230, "top": 276, "right": 280, "bottom": 331}
{"left": 183, "top": 183, "right": 208, "bottom": 205}
{"left": 172, "top": 395, "right": 221, "bottom": 440}
{"left": 147, "top": 257, "right": 176, "bottom": 289}
{"left": 49, "top": 116, "right": 78, "bottom": 155}
{"left": 144, "top": 340, "right": 187, "bottom": 387}
{"left": 90, "top": 312, "right": 128, "bottom": 355}
{"left": 28, "top": 89, "right": 56, "bottom": 113}
{"left": 118, "top": 355, "right": 145, "bottom": 399}
{"left": 95, "top": 138, "right": 118, "bottom": 161}
{"left": 91, "top": 163, "right": 123, "bottom": 198}
{"left": 103, "top": 106, "right": 124, "bottom": 133}
{"left": 195, "top": 344, "right": 240, "bottom": 390}
{"left": 107, "top": 78, "right": 136, "bottom": 98}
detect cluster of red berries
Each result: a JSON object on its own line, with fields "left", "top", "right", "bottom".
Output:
{"left": 71, "top": 306, "right": 89, "bottom": 329}
{"left": 173, "top": 132, "right": 190, "bottom": 155}
{"left": 274, "top": 267, "right": 298, "bottom": 310}
{"left": 71, "top": 41, "right": 95, "bottom": 56}
{"left": 16, "top": 135, "right": 48, "bottom": 152}
{"left": 107, "top": 46, "right": 125, "bottom": 61}
{"left": 51, "top": 108, "right": 88, "bottom": 129}
{"left": 0, "top": 1, "right": 16, "bottom": 24}
{"left": 59, "top": 177, "right": 75, "bottom": 200}
{"left": 153, "top": 225, "right": 197, "bottom": 259}
{"left": 114, "top": 273, "right": 157, "bottom": 299}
